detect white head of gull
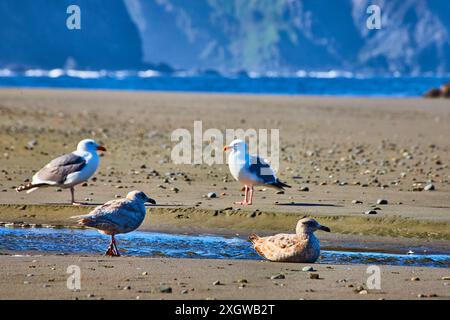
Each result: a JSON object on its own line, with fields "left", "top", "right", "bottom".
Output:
{"left": 72, "top": 190, "right": 156, "bottom": 256}
{"left": 223, "top": 139, "right": 290, "bottom": 205}
{"left": 16, "top": 138, "right": 106, "bottom": 205}
{"left": 249, "top": 217, "right": 331, "bottom": 263}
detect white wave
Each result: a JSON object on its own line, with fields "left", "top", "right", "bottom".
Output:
{"left": 48, "top": 69, "right": 64, "bottom": 78}
{"left": 247, "top": 71, "right": 261, "bottom": 78}
{"left": 306, "top": 70, "right": 355, "bottom": 78}
{"left": 137, "top": 69, "right": 161, "bottom": 78}
{"left": 66, "top": 69, "right": 107, "bottom": 79}
{"left": 25, "top": 69, "right": 48, "bottom": 77}
{"left": 112, "top": 70, "right": 132, "bottom": 79}
{"left": 0, "top": 68, "right": 15, "bottom": 77}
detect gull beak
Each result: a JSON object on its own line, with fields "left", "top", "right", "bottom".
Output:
{"left": 146, "top": 197, "right": 156, "bottom": 205}
{"left": 223, "top": 145, "right": 231, "bottom": 151}
{"left": 97, "top": 145, "right": 106, "bottom": 152}
{"left": 318, "top": 225, "right": 331, "bottom": 232}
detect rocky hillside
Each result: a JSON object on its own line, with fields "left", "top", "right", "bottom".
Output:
{"left": 0, "top": 0, "right": 143, "bottom": 70}
{"left": 1, "top": 0, "right": 449, "bottom": 75}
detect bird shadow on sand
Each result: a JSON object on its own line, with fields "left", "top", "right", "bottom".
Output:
{"left": 40, "top": 203, "right": 190, "bottom": 207}
{"left": 42, "top": 202, "right": 103, "bottom": 207}
{"left": 275, "top": 202, "right": 342, "bottom": 207}
{"left": 145, "top": 204, "right": 190, "bottom": 207}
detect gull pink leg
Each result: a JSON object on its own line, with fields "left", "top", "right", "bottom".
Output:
{"left": 247, "top": 187, "right": 254, "bottom": 205}
{"left": 112, "top": 235, "right": 120, "bottom": 256}
{"left": 105, "top": 235, "right": 120, "bottom": 257}
{"left": 70, "top": 187, "right": 82, "bottom": 206}
{"left": 235, "top": 185, "right": 249, "bottom": 205}
{"left": 105, "top": 236, "right": 114, "bottom": 256}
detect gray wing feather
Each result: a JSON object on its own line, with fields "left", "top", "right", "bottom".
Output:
{"left": 36, "top": 153, "right": 86, "bottom": 184}
{"left": 248, "top": 156, "right": 277, "bottom": 184}
{"left": 80, "top": 199, "right": 144, "bottom": 233}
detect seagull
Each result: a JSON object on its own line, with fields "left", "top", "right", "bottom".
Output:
{"left": 16, "top": 139, "right": 106, "bottom": 205}
{"left": 249, "top": 217, "right": 330, "bottom": 263}
{"left": 223, "top": 139, "right": 290, "bottom": 205}
{"left": 71, "top": 190, "right": 156, "bottom": 256}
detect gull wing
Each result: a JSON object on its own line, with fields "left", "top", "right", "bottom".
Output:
{"left": 248, "top": 155, "right": 277, "bottom": 184}
{"left": 248, "top": 155, "right": 290, "bottom": 189}
{"left": 73, "top": 199, "right": 144, "bottom": 234}
{"left": 252, "top": 234, "right": 307, "bottom": 261}
{"left": 34, "top": 153, "right": 86, "bottom": 185}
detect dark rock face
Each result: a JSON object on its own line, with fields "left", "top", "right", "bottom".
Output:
{"left": 424, "top": 83, "right": 450, "bottom": 98}
{"left": 125, "top": 0, "right": 450, "bottom": 74}
{"left": 424, "top": 88, "right": 443, "bottom": 98}
{"left": 441, "top": 84, "right": 450, "bottom": 97}
{"left": 1, "top": 0, "right": 450, "bottom": 74}
{"left": 0, "top": 0, "right": 143, "bottom": 70}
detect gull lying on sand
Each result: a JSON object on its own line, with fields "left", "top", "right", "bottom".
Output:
{"left": 72, "top": 190, "right": 156, "bottom": 256}
{"left": 249, "top": 217, "right": 330, "bottom": 263}
{"left": 223, "top": 139, "right": 290, "bottom": 205}
{"left": 16, "top": 139, "right": 106, "bottom": 205}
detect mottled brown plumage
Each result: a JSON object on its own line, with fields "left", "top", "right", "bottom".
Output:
{"left": 249, "top": 217, "right": 330, "bottom": 263}
{"left": 72, "top": 190, "right": 156, "bottom": 256}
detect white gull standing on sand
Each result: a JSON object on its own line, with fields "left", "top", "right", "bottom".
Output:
{"left": 16, "top": 139, "right": 106, "bottom": 205}
{"left": 72, "top": 190, "right": 156, "bottom": 256}
{"left": 223, "top": 139, "right": 290, "bottom": 205}
{"left": 249, "top": 217, "right": 331, "bottom": 263}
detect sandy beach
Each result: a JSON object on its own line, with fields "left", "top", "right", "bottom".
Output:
{"left": 0, "top": 254, "right": 448, "bottom": 300}
{"left": 0, "top": 88, "right": 449, "bottom": 299}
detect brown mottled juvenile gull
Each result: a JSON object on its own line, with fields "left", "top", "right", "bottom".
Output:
{"left": 223, "top": 139, "right": 290, "bottom": 205}
{"left": 16, "top": 139, "right": 106, "bottom": 205}
{"left": 71, "top": 190, "right": 156, "bottom": 256}
{"left": 249, "top": 217, "right": 330, "bottom": 263}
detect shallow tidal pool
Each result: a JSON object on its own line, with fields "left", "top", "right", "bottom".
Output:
{"left": 0, "top": 226, "right": 449, "bottom": 268}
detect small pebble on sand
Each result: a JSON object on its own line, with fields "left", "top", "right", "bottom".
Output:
{"left": 158, "top": 285, "right": 172, "bottom": 293}
{"left": 359, "top": 290, "right": 368, "bottom": 295}
{"left": 207, "top": 192, "right": 217, "bottom": 199}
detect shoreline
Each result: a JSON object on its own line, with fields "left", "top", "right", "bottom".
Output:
{"left": 0, "top": 86, "right": 431, "bottom": 99}
{"left": 1, "top": 202, "right": 449, "bottom": 239}
{"left": 1, "top": 203, "right": 450, "bottom": 256}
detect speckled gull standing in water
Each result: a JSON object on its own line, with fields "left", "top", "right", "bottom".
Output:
{"left": 249, "top": 217, "right": 331, "bottom": 263}
{"left": 71, "top": 190, "right": 156, "bottom": 256}
{"left": 223, "top": 139, "right": 290, "bottom": 205}
{"left": 16, "top": 139, "right": 106, "bottom": 205}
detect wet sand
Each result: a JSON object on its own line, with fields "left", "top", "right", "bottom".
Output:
{"left": 0, "top": 254, "right": 448, "bottom": 300}
{"left": 0, "top": 89, "right": 449, "bottom": 299}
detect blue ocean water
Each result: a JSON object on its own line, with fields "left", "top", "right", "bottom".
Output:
{"left": 0, "top": 69, "right": 449, "bottom": 96}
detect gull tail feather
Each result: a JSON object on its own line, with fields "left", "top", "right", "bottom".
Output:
{"left": 249, "top": 233, "right": 260, "bottom": 244}
{"left": 26, "top": 187, "right": 39, "bottom": 194}
{"left": 269, "top": 180, "right": 291, "bottom": 190}
{"left": 70, "top": 215, "right": 94, "bottom": 227}
{"left": 16, "top": 183, "right": 48, "bottom": 193}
